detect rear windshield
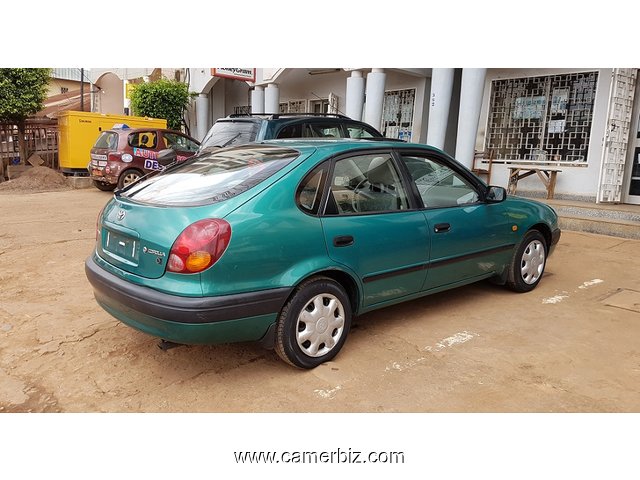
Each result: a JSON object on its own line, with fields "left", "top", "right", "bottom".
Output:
{"left": 93, "top": 131, "right": 119, "bottom": 150}
{"left": 121, "top": 145, "right": 300, "bottom": 206}
{"left": 199, "top": 120, "right": 260, "bottom": 151}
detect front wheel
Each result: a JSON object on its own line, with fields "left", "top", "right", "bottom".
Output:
{"left": 507, "top": 230, "right": 547, "bottom": 292}
{"left": 275, "top": 277, "right": 352, "bottom": 369}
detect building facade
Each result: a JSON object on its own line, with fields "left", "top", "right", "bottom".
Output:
{"left": 186, "top": 67, "right": 640, "bottom": 205}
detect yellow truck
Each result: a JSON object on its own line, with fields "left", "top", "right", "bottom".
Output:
{"left": 58, "top": 111, "right": 166, "bottom": 174}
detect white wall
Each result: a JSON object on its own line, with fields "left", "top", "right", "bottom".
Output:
{"left": 186, "top": 68, "right": 430, "bottom": 143}
{"left": 477, "top": 68, "right": 613, "bottom": 199}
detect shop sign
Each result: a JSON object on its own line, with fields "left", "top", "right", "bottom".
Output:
{"left": 212, "top": 68, "right": 256, "bottom": 82}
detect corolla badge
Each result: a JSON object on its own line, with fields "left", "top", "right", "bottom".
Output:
{"left": 116, "top": 209, "right": 126, "bottom": 221}
{"left": 143, "top": 246, "right": 166, "bottom": 264}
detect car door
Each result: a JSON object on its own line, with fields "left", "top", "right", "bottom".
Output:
{"left": 128, "top": 130, "right": 162, "bottom": 172}
{"left": 320, "top": 151, "right": 430, "bottom": 307}
{"left": 397, "top": 151, "right": 515, "bottom": 291}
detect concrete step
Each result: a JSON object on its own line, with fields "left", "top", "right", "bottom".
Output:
{"left": 541, "top": 199, "right": 640, "bottom": 240}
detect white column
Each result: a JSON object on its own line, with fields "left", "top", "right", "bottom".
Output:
{"left": 196, "top": 93, "right": 210, "bottom": 141}
{"left": 427, "top": 68, "right": 455, "bottom": 150}
{"left": 455, "top": 68, "right": 487, "bottom": 169}
{"left": 364, "top": 68, "right": 386, "bottom": 131}
{"left": 264, "top": 83, "right": 280, "bottom": 114}
{"left": 123, "top": 79, "right": 130, "bottom": 115}
{"left": 346, "top": 70, "right": 365, "bottom": 120}
{"left": 251, "top": 86, "right": 264, "bottom": 113}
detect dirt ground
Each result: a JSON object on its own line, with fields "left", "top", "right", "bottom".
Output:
{"left": 1, "top": 182, "right": 639, "bottom": 413}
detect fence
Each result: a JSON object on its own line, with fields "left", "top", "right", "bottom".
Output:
{"left": 0, "top": 119, "right": 59, "bottom": 179}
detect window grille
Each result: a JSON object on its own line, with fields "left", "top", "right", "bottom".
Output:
{"left": 382, "top": 89, "right": 415, "bottom": 141}
{"left": 486, "top": 72, "right": 599, "bottom": 163}
{"left": 233, "top": 105, "right": 251, "bottom": 115}
{"left": 279, "top": 100, "right": 307, "bottom": 113}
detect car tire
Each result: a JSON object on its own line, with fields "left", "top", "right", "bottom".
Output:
{"left": 117, "top": 169, "right": 143, "bottom": 189}
{"left": 506, "top": 229, "right": 547, "bottom": 293}
{"left": 275, "top": 276, "right": 352, "bottom": 369}
{"left": 93, "top": 180, "right": 116, "bottom": 191}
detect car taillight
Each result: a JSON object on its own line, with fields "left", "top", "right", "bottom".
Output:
{"left": 96, "top": 205, "right": 106, "bottom": 241}
{"left": 107, "top": 152, "right": 122, "bottom": 162}
{"left": 167, "top": 219, "right": 231, "bottom": 274}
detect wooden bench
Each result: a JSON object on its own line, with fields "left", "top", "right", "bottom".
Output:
{"left": 507, "top": 164, "right": 562, "bottom": 199}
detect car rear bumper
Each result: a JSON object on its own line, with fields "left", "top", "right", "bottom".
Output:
{"left": 85, "top": 255, "right": 291, "bottom": 344}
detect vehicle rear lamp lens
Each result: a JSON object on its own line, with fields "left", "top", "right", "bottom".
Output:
{"left": 167, "top": 219, "right": 231, "bottom": 274}
{"left": 96, "top": 205, "right": 106, "bottom": 241}
{"left": 185, "top": 251, "right": 212, "bottom": 272}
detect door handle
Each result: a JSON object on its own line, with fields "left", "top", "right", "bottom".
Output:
{"left": 434, "top": 223, "right": 451, "bottom": 233}
{"left": 333, "top": 235, "right": 354, "bottom": 247}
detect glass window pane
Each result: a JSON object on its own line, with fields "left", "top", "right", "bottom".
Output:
{"left": 402, "top": 155, "right": 479, "bottom": 208}
{"left": 329, "top": 153, "right": 409, "bottom": 214}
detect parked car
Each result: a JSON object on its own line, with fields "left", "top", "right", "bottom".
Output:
{"left": 85, "top": 139, "right": 561, "bottom": 368}
{"left": 198, "top": 113, "right": 383, "bottom": 152}
{"left": 88, "top": 127, "right": 200, "bottom": 190}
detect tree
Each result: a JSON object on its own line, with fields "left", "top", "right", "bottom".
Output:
{"left": 129, "top": 78, "right": 192, "bottom": 131}
{"left": 0, "top": 68, "right": 51, "bottom": 165}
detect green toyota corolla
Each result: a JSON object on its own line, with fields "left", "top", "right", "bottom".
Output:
{"left": 85, "top": 139, "right": 561, "bottom": 368}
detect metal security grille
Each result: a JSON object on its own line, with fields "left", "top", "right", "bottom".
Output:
{"left": 382, "top": 89, "right": 415, "bottom": 141}
{"left": 233, "top": 105, "right": 251, "bottom": 115}
{"left": 279, "top": 100, "right": 307, "bottom": 114}
{"left": 486, "top": 72, "right": 599, "bottom": 163}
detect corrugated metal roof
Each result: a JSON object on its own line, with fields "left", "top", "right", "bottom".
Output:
{"left": 51, "top": 68, "right": 89, "bottom": 82}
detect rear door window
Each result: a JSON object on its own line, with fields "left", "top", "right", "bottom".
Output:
{"left": 128, "top": 132, "right": 158, "bottom": 149}
{"left": 122, "top": 145, "right": 300, "bottom": 206}
{"left": 346, "top": 124, "right": 380, "bottom": 139}
{"left": 304, "top": 123, "right": 343, "bottom": 138}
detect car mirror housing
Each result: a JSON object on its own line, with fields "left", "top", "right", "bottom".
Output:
{"left": 486, "top": 186, "right": 507, "bottom": 203}
{"left": 157, "top": 148, "right": 177, "bottom": 166}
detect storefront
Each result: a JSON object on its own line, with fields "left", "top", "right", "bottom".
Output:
{"left": 187, "top": 67, "right": 639, "bottom": 205}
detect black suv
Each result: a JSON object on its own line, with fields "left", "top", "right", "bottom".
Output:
{"left": 198, "top": 113, "right": 383, "bottom": 152}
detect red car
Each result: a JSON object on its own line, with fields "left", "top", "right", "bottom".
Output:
{"left": 88, "top": 127, "right": 200, "bottom": 190}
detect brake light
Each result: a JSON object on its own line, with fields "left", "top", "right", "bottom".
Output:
{"left": 96, "top": 205, "right": 106, "bottom": 241}
{"left": 167, "top": 219, "right": 231, "bottom": 274}
{"left": 108, "top": 152, "right": 122, "bottom": 162}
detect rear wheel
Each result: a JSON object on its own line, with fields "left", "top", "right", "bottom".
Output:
{"left": 117, "top": 169, "right": 143, "bottom": 189}
{"left": 275, "top": 276, "right": 352, "bottom": 369}
{"left": 507, "top": 230, "right": 547, "bottom": 292}
{"left": 93, "top": 180, "right": 116, "bottom": 191}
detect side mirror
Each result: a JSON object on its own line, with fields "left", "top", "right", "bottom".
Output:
{"left": 486, "top": 186, "right": 506, "bottom": 203}
{"left": 156, "top": 148, "right": 177, "bottom": 167}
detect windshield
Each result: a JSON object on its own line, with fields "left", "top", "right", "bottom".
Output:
{"left": 121, "top": 145, "right": 300, "bottom": 206}
{"left": 199, "top": 120, "right": 260, "bottom": 151}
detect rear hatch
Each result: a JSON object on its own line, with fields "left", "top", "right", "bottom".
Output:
{"left": 198, "top": 119, "right": 261, "bottom": 152}
{"left": 90, "top": 131, "right": 119, "bottom": 168}
{"left": 96, "top": 144, "right": 307, "bottom": 279}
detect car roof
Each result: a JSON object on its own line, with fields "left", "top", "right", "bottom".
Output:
{"left": 105, "top": 128, "right": 199, "bottom": 141}
{"left": 259, "top": 138, "right": 446, "bottom": 156}
{"left": 218, "top": 113, "right": 379, "bottom": 127}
